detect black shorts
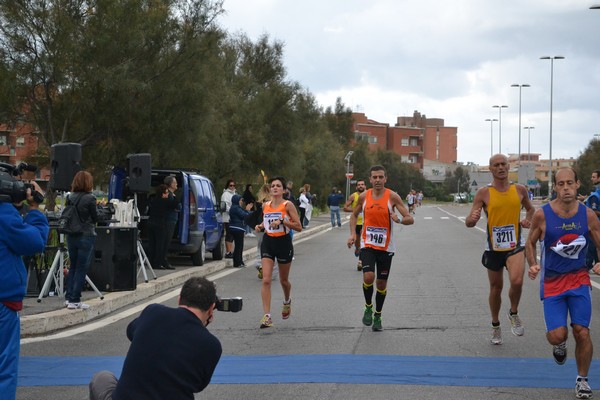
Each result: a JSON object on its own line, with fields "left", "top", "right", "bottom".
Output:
{"left": 261, "top": 234, "right": 294, "bottom": 264}
{"left": 360, "top": 247, "right": 394, "bottom": 280}
{"left": 355, "top": 224, "right": 363, "bottom": 236}
{"left": 224, "top": 223, "right": 234, "bottom": 242}
{"left": 481, "top": 247, "right": 525, "bottom": 271}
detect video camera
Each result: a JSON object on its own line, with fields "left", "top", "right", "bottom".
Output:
{"left": 216, "top": 296, "right": 243, "bottom": 312}
{"left": 0, "top": 162, "right": 44, "bottom": 204}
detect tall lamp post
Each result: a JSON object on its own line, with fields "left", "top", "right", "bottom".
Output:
{"left": 485, "top": 118, "right": 498, "bottom": 157}
{"left": 540, "top": 56, "right": 565, "bottom": 198}
{"left": 511, "top": 84, "right": 530, "bottom": 166}
{"left": 524, "top": 126, "right": 535, "bottom": 162}
{"left": 492, "top": 105, "right": 508, "bottom": 152}
{"left": 344, "top": 150, "right": 354, "bottom": 199}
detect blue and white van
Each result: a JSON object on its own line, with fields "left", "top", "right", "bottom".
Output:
{"left": 109, "top": 168, "right": 224, "bottom": 265}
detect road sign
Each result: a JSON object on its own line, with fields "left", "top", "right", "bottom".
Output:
{"left": 345, "top": 173, "right": 354, "bottom": 179}
{"left": 471, "top": 180, "right": 478, "bottom": 186}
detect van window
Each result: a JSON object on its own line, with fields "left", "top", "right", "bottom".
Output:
{"left": 201, "top": 180, "right": 216, "bottom": 207}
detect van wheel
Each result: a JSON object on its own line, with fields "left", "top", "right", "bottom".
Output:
{"left": 212, "top": 235, "right": 225, "bottom": 260}
{"left": 191, "top": 236, "right": 206, "bottom": 266}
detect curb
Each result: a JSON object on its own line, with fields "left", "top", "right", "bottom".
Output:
{"left": 20, "top": 221, "right": 332, "bottom": 337}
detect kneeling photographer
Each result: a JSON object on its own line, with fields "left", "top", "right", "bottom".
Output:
{"left": 0, "top": 162, "right": 49, "bottom": 399}
{"left": 89, "top": 276, "right": 241, "bottom": 400}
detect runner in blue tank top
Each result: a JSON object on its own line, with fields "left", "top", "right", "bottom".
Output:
{"left": 526, "top": 167, "right": 600, "bottom": 399}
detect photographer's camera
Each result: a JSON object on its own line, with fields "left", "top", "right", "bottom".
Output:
{"left": 216, "top": 297, "right": 243, "bottom": 312}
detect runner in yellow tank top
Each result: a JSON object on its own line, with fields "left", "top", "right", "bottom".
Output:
{"left": 466, "top": 153, "right": 535, "bottom": 345}
{"left": 347, "top": 165, "right": 414, "bottom": 331}
{"left": 344, "top": 179, "right": 366, "bottom": 270}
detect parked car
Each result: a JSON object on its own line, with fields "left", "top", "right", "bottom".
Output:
{"left": 453, "top": 192, "right": 468, "bottom": 203}
{"left": 109, "top": 167, "right": 224, "bottom": 265}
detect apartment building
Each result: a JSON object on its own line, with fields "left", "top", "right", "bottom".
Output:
{"left": 352, "top": 110, "right": 458, "bottom": 180}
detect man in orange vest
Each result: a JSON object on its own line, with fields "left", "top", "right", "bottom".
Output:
{"left": 347, "top": 165, "right": 414, "bottom": 331}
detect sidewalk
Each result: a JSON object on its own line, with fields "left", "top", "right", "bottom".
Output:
{"left": 20, "top": 213, "right": 334, "bottom": 337}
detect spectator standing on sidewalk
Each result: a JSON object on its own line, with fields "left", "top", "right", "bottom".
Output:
{"left": 221, "top": 179, "right": 237, "bottom": 259}
{"left": 242, "top": 184, "right": 256, "bottom": 238}
{"left": 162, "top": 176, "right": 180, "bottom": 269}
{"left": 298, "top": 187, "right": 309, "bottom": 229}
{"left": 228, "top": 194, "right": 253, "bottom": 268}
{"left": 327, "top": 187, "right": 344, "bottom": 228}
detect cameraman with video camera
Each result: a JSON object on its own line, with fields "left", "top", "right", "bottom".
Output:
{"left": 89, "top": 276, "right": 226, "bottom": 400}
{"left": 0, "top": 165, "right": 49, "bottom": 400}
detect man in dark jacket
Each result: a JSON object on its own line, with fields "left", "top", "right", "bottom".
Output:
{"left": 89, "top": 276, "right": 223, "bottom": 400}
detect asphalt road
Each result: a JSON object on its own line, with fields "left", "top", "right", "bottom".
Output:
{"left": 17, "top": 204, "right": 600, "bottom": 400}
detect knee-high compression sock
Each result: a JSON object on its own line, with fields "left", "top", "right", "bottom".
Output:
{"left": 375, "top": 288, "right": 387, "bottom": 313}
{"left": 363, "top": 282, "right": 374, "bottom": 306}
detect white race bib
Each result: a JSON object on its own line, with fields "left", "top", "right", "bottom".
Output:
{"left": 551, "top": 235, "right": 587, "bottom": 260}
{"left": 264, "top": 212, "right": 284, "bottom": 234}
{"left": 492, "top": 224, "right": 516, "bottom": 250}
{"left": 365, "top": 226, "right": 388, "bottom": 248}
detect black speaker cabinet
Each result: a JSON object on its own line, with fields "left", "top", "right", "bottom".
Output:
{"left": 127, "top": 153, "right": 151, "bottom": 193}
{"left": 89, "top": 227, "right": 138, "bottom": 292}
{"left": 50, "top": 143, "right": 82, "bottom": 191}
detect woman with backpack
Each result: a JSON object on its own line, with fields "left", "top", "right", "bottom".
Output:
{"left": 64, "top": 171, "right": 100, "bottom": 310}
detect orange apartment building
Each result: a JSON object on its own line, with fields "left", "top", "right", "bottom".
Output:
{"left": 0, "top": 119, "right": 50, "bottom": 182}
{"left": 352, "top": 110, "right": 458, "bottom": 181}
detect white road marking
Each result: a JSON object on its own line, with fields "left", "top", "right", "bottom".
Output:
{"left": 21, "top": 228, "right": 331, "bottom": 344}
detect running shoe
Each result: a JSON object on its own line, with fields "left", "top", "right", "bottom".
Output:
{"left": 372, "top": 313, "right": 382, "bottom": 331}
{"left": 260, "top": 314, "right": 272, "bottom": 329}
{"left": 67, "top": 302, "right": 90, "bottom": 310}
{"left": 257, "top": 267, "right": 263, "bottom": 280}
{"left": 553, "top": 342, "right": 567, "bottom": 365}
{"left": 362, "top": 305, "right": 373, "bottom": 326}
{"left": 576, "top": 378, "right": 593, "bottom": 399}
{"left": 507, "top": 311, "right": 524, "bottom": 336}
{"left": 490, "top": 326, "right": 503, "bottom": 345}
{"left": 282, "top": 300, "right": 291, "bottom": 319}
{"left": 357, "top": 259, "right": 363, "bottom": 271}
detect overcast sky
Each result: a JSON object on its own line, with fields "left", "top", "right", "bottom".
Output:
{"left": 217, "top": 0, "right": 600, "bottom": 166}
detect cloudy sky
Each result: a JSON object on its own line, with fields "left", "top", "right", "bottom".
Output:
{"left": 217, "top": 0, "right": 600, "bottom": 166}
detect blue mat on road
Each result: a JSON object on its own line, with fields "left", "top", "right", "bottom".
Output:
{"left": 19, "top": 354, "right": 588, "bottom": 388}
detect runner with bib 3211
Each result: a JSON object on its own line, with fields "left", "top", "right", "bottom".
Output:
{"left": 465, "top": 153, "right": 535, "bottom": 345}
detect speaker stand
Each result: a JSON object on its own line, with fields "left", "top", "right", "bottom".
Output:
{"left": 133, "top": 192, "right": 156, "bottom": 283}
{"left": 137, "top": 239, "right": 156, "bottom": 282}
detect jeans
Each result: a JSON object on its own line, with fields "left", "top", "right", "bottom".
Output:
{"left": 66, "top": 234, "right": 96, "bottom": 303}
{"left": 330, "top": 206, "right": 341, "bottom": 227}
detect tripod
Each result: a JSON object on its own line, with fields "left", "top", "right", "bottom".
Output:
{"left": 133, "top": 193, "right": 156, "bottom": 282}
{"left": 37, "top": 192, "right": 104, "bottom": 303}
{"left": 37, "top": 230, "right": 104, "bottom": 302}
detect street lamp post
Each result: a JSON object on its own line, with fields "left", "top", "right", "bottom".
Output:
{"left": 511, "top": 84, "right": 530, "bottom": 166}
{"left": 492, "top": 105, "right": 508, "bottom": 152}
{"left": 540, "top": 56, "right": 565, "bottom": 198}
{"left": 344, "top": 151, "right": 354, "bottom": 199}
{"left": 524, "top": 126, "right": 535, "bottom": 162}
{"left": 524, "top": 126, "right": 535, "bottom": 189}
{"left": 485, "top": 118, "right": 498, "bottom": 157}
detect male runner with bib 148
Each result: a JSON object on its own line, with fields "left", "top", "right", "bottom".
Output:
{"left": 347, "top": 165, "right": 414, "bottom": 331}
{"left": 466, "top": 153, "right": 535, "bottom": 345}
